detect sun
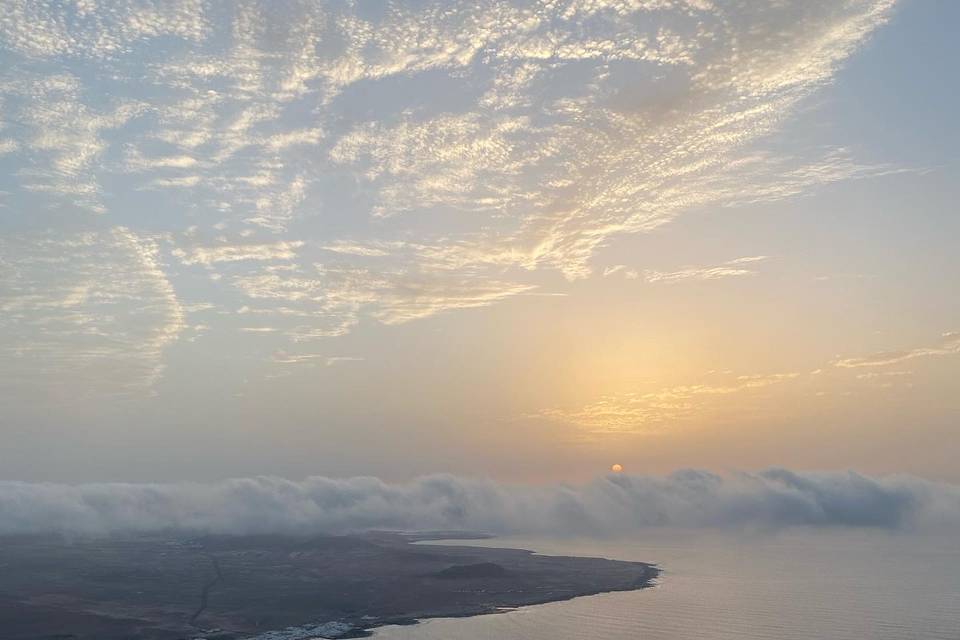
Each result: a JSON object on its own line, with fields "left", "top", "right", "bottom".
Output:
{"left": 610, "top": 463, "right": 624, "bottom": 473}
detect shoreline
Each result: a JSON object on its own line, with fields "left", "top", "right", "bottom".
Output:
{"left": 363, "top": 565, "right": 660, "bottom": 635}
{"left": 241, "top": 534, "right": 659, "bottom": 640}
{"left": 0, "top": 532, "right": 658, "bottom": 640}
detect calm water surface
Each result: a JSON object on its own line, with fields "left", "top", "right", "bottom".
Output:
{"left": 373, "top": 530, "right": 960, "bottom": 640}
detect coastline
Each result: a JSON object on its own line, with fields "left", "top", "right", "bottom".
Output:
{"left": 239, "top": 534, "right": 659, "bottom": 640}
{"left": 0, "top": 532, "right": 657, "bottom": 640}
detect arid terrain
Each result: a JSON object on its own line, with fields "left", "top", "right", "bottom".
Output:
{"left": 0, "top": 532, "right": 657, "bottom": 639}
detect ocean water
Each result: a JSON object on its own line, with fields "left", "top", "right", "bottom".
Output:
{"left": 373, "top": 530, "right": 960, "bottom": 640}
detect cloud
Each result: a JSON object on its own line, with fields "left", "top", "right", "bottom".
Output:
{"left": 271, "top": 352, "right": 363, "bottom": 366}
{"left": 0, "top": 0, "right": 899, "bottom": 387}
{"left": 3, "top": 74, "right": 144, "bottom": 213}
{"left": 0, "top": 469, "right": 957, "bottom": 537}
{"left": 231, "top": 262, "right": 535, "bottom": 338}
{"left": 834, "top": 332, "right": 960, "bottom": 368}
{"left": 538, "top": 328, "right": 960, "bottom": 435}
{"left": 0, "top": 0, "right": 209, "bottom": 60}
{"left": 124, "top": 149, "right": 199, "bottom": 171}
{"left": 539, "top": 372, "right": 800, "bottom": 434}
{"left": 321, "top": 243, "right": 393, "bottom": 258}
{"left": 641, "top": 256, "right": 771, "bottom": 284}
{"left": 855, "top": 370, "right": 912, "bottom": 380}
{"left": 3, "top": 0, "right": 896, "bottom": 241}
{"left": 0, "top": 228, "right": 185, "bottom": 394}
{"left": 141, "top": 175, "right": 202, "bottom": 190}
{"left": 172, "top": 241, "right": 304, "bottom": 266}
{"left": 605, "top": 255, "right": 774, "bottom": 283}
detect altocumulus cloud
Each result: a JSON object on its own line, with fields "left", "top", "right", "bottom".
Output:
{"left": 0, "top": 0, "right": 900, "bottom": 395}
{"left": 1, "top": 470, "right": 958, "bottom": 536}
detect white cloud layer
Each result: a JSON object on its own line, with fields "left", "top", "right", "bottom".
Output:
{"left": 1, "top": 469, "right": 957, "bottom": 537}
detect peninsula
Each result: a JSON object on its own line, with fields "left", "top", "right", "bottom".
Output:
{"left": 0, "top": 532, "right": 658, "bottom": 639}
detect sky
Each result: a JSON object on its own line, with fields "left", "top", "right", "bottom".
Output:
{"left": 1, "top": 0, "right": 958, "bottom": 486}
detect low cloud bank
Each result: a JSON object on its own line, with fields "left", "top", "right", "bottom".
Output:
{"left": 2, "top": 469, "right": 959, "bottom": 536}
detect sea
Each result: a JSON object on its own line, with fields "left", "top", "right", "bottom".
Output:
{"left": 372, "top": 529, "right": 960, "bottom": 640}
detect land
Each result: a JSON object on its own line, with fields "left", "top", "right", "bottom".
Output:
{"left": 0, "top": 531, "right": 658, "bottom": 639}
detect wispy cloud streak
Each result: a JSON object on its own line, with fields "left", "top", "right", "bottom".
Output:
{"left": 539, "top": 372, "right": 800, "bottom": 434}
{"left": 541, "top": 328, "right": 960, "bottom": 434}
{"left": 834, "top": 332, "right": 960, "bottom": 368}
{"left": 0, "top": 228, "right": 185, "bottom": 394}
